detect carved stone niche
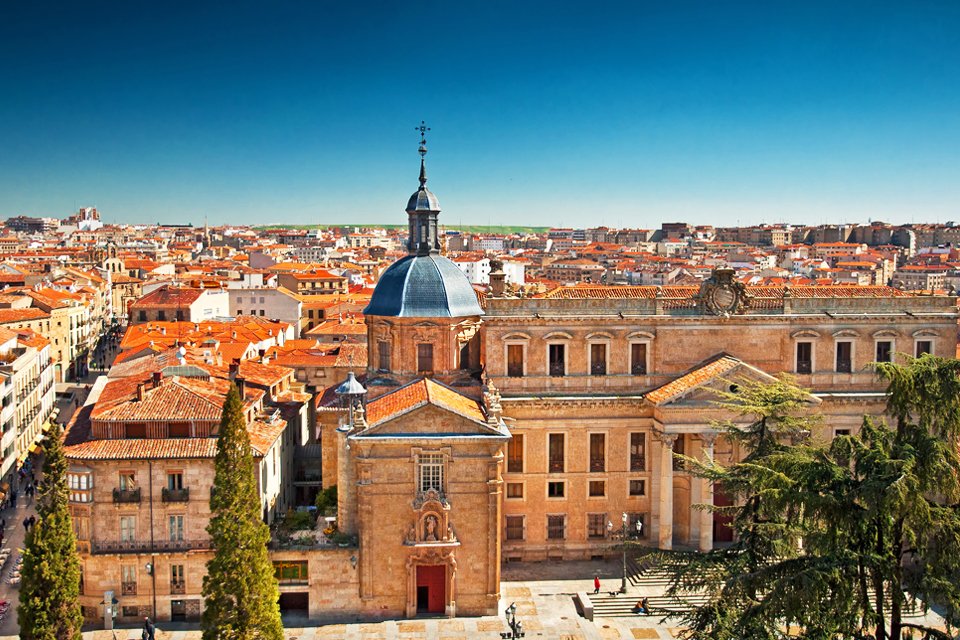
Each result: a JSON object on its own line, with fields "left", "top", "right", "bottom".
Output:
{"left": 406, "top": 488, "right": 457, "bottom": 545}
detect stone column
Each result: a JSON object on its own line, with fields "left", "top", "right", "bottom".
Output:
{"left": 657, "top": 432, "right": 677, "bottom": 550}
{"left": 698, "top": 433, "right": 717, "bottom": 552}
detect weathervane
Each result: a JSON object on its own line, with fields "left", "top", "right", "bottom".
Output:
{"left": 415, "top": 120, "right": 430, "bottom": 159}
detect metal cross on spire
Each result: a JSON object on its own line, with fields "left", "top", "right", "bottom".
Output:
{"left": 415, "top": 120, "right": 430, "bottom": 159}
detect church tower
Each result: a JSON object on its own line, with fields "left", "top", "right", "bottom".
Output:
{"left": 364, "top": 122, "right": 484, "bottom": 390}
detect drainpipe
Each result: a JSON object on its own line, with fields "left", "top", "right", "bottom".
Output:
{"left": 148, "top": 459, "right": 157, "bottom": 620}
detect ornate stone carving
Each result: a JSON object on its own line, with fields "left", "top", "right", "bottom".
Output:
{"left": 696, "top": 268, "right": 751, "bottom": 316}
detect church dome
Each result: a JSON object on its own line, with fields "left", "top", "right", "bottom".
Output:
{"left": 406, "top": 186, "right": 440, "bottom": 213}
{"left": 364, "top": 253, "right": 484, "bottom": 318}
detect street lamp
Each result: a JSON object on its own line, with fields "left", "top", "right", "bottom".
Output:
{"left": 500, "top": 602, "right": 525, "bottom": 639}
{"left": 145, "top": 561, "right": 157, "bottom": 620}
{"left": 607, "top": 512, "right": 629, "bottom": 594}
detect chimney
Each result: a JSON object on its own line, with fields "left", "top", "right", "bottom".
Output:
{"left": 152, "top": 371, "right": 162, "bottom": 388}
{"left": 136, "top": 383, "right": 146, "bottom": 401}
{"left": 489, "top": 258, "right": 506, "bottom": 297}
{"left": 229, "top": 359, "right": 240, "bottom": 379}
{"left": 235, "top": 376, "right": 246, "bottom": 398}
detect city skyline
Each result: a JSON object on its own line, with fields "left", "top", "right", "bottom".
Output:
{"left": 2, "top": 1, "right": 960, "bottom": 228}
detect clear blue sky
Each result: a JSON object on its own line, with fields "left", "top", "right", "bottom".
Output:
{"left": 2, "top": 1, "right": 959, "bottom": 228}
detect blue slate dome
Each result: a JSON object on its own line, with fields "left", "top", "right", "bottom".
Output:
{"left": 364, "top": 253, "right": 484, "bottom": 318}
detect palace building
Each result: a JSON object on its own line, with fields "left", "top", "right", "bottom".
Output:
{"left": 65, "top": 131, "right": 960, "bottom": 625}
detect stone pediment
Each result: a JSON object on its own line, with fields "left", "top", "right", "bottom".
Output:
{"left": 353, "top": 377, "right": 508, "bottom": 438}
{"left": 645, "top": 353, "right": 819, "bottom": 409}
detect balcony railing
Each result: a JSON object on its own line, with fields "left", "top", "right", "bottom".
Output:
{"left": 548, "top": 459, "right": 564, "bottom": 473}
{"left": 549, "top": 362, "right": 565, "bottom": 377}
{"left": 91, "top": 539, "right": 212, "bottom": 555}
{"left": 112, "top": 488, "right": 141, "bottom": 503}
{"left": 589, "top": 457, "right": 605, "bottom": 473}
{"left": 630, "top": 457, "right": 646, "bottom": 472}
{"left": 170, "top": 581, "right": 186, "bottom": 595}
{"left": 161, "top": 487, "right": 190, "bottom": 503}
{"left": 121, "top": 582, "right": 137, "bottom": 596}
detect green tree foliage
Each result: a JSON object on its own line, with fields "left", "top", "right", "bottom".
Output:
{"left": 18, "top": 431, "right": 83, "bottom": 640}
{"left": 202, "top": 384, "right": 283, "bottom": 640}
{"left": 660, "top": 358, "right": 960, "bottom": 640}
{"left": 314, "top": 484, "right": 337, "bottom": 514}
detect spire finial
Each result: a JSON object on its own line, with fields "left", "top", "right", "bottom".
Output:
{"left": 415, "top": 120, "right": 430, "bottom": 187}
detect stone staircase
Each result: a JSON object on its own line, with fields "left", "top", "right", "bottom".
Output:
{"left": 590, "top": 552, "right": 922, "bottom": 619}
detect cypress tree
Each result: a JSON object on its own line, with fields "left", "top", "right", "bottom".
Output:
{"left": 202, "top": 383, "right": 283, "bottom": 640}
{"left": 18, "top": 430, "right": 83, "bottom": 640}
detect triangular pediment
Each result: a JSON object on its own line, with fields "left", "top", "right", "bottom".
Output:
{"left": 645, "top": 353, "right": 816, "bottom": 408}
{"left": 354, "top": 377, "right": 507, "bottom": 438}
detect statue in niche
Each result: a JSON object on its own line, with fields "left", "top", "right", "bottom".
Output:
{"left": 405, "top": 523, "right": 416, "bottom": 544}
{"left": 424, "top": 515, "right": 438, "bottom": 542}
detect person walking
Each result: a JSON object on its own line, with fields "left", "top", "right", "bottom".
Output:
{"left": 593, "top": 575, "right": 601, "bottom": 594}
{"left": 144, "top": 616, "right": 156, "bottom": 640}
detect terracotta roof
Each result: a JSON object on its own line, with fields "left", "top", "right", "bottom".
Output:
{"left": 64, "top": 437, "right": 219, "bottom": 461}
{"left": 365, "top": 378, "right": 486, "bottom": 426}
{"left": 0, "top": 308, "right": 50, "bottom": 324}
{"left": 130, "top": 286, "right": 205, "bottom": 309}
{"left": 538, "top": 284, "right": 913, "bottom": 300}
{"left": 644, "top": 354, "right": 744, "bottom": 406}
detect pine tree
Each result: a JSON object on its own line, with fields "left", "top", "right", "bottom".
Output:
{"left": 18, "top": 430, "right": 83, "bottom": 640}
{"left": 660, "top": 359, "right": 960, "bottom": 640}
{"left": 202, "top": 383, "right": 283, "bottom": 640}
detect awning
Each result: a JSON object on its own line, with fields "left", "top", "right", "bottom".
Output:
{"left": 27, "top": 442, "right": 40, "bottom": 454}
{"left": 17, "top": 450, "right": 29, "bottom": 465}
{"left": 42, "top": 421, "right": 52, "bottom": 433}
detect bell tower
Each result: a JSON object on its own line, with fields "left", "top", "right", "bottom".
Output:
{"left": 406, "top": 121, "right": 441, "bottom": 256}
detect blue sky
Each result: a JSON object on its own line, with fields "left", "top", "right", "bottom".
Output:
{"left": 2, "top": 1, "right": 959, "bottom": 228}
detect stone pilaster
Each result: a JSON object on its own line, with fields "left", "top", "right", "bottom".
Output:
{"left": 656, "top": 432, "right": 677, "bottom": 550}
{"left": 698, "top": 433, "right": 717, "bottom": 552}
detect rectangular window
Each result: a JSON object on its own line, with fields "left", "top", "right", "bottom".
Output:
{"left": 167, "top": 473, "right": 183, "bottom": 491}
{"left": 273, "top": 560, "right": 309, "bottom": 584}
{"left": 834, "top": 428, "right": 851, "bottom": 437}
{"left": 587, "top": 513, "right": 607, "bottom": 539}
{"left": 507, "top": 344, "right": 524, "bottom": 377}
{"left": 629, "top": 433, "right": 646, "bottom": 472}
{"left": 629, "top": 479, "right": 646, "bottom": 496}
{"left": 673, "top": 434, "right": 685, "bottom": 471}
{"left": 119, "top": 472, "right": 136, "bottom": 491}
{"left": 836, "top": 341, "right": 852, "bottom": 373}
{"left": 459, "top": 341, "right": 471, "bottom": 370}
{"left": 916, "top": 340, "right": 932, "bottom": 357}
{"left": 588, "top": 480, "right": 605, "bottom": 497}
{"left": 506, "top": 482, "right": 524, "bottom": 499}
{"left": 157, "top": 310, "right": 166, "bottom": 321}
{"left": 796, "top": 342, "right": 813, "bottom": 374}
{"left": 507, "top": 434, "right": 523, "bottom": 473}
{"left": 547, "top": 481, "right": 565, "bottom": 498}
{"left": 120, "top": 515, "right": 136, "bottom": 542}
{"left": 418, "top": 453, "right": 444, "bottom": 493}
{"left": 631, "top": 342, "right": 648, "bottom": 375}
{"left": 875, "top": 340, "right": 892, "bottom": 363}
{"left": 590, "top": 343, "right": 607, "bottom": 376}
{"left": 138, "top": 310, "right": 146, "bottom": 321}
{"left": 589, "top": 433, "right": 605, "bottom": 472}
{"left": 377, "top": 341, "right": 390, "bottom": 371}
{"left": 169, "top": 515, "right": 184, "bottom": 541}
{"left": 548, "top": 433, "right": 564, "bottom": 473}
{"left": 417, "top": 343, "right": 434, "bottom": 373}
{"left": 505, "top": 515, "right": 525, "bottom": 541}
{"left": 548, "top": 343, "right": 565, "bottom": 377}
{"left": 170, "top": 564, "right": 185, "bottom": 593}
{"left": 547, "top": 515, "right": 566, "bottom": 540}
{"left": 121, "top": 565, "right": 137, "bottom": 595}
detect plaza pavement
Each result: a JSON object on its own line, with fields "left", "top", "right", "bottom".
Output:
{"left": 0, "top": 549, "right": 953, "bottom": 639}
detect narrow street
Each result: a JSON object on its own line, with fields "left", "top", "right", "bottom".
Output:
{"left": 0, "top": 458, "right": 41, "bottom": 636}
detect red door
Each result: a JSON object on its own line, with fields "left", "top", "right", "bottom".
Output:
{"left": 713, "top": 485, "right": 735, "bottom": 543}
{"left": 416, "top": 565, "right": 445, "bottom": 614}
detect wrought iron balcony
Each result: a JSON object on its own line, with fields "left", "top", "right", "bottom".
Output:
{"left": 548, "top": 459, "right": 564, "bottom": 473}
{"left": 91, "top": 538, "right": 212, "bottom": 555}
{"left": 112, "top": 488, "right": 141, "bottom": 503}
{"left": 170, "top": 580, "right": 186, "bottom": 595}
{"left": 161, "top": 487, "right": 190, "bottom": 503}
{"left": 121, "top": 582, "right": 137, "bottom": 596}
{"left": 589, "top": 457, "right": 605, "bottom": 473}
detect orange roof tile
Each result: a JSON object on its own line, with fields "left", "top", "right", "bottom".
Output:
{"left": 644, "top": 354, "right": 742, "bottom": 406}
{"left": 365, "top": 378, "right": 486, "bottom": 427}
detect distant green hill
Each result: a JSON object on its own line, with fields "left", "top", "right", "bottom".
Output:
{"left": 253, "top": 223, "right": 549, "bottom": 235}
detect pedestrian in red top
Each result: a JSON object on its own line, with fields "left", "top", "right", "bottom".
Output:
{"left": 593, "top": 575, "right": 601, "bottom": 594}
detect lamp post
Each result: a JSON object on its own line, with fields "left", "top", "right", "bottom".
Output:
{"left": 608, "top": 512, "right": 629, "bottom": 594}
{"left": 145, "top": 560, "right": 157, "bottom": 620}
{"left": 500, "top": 602, "right": 525, "bottom": 639}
